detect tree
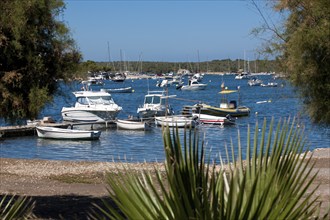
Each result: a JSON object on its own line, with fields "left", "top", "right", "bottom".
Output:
{"left": 0, "top": 0, "right": 82, "bottom": 122}
{"left": 253, "top": 0, "right": 330, "bottom": 124}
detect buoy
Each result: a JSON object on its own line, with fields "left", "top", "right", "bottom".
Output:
{"left": 132, "top": 90, "right": 135, "bottom": 93}
{"left": 255, "top": 112, "right": 258, "bottom": 115}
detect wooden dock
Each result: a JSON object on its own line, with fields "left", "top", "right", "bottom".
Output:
{"left": 0, "top": 123, "right": 68, "bottom": 138}
{"left": 0, "top": 121, "right": 116, "bottom": 138}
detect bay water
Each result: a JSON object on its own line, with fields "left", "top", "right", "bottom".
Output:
{"left": 1, "top": 74, "right": 329, "bottom": 163}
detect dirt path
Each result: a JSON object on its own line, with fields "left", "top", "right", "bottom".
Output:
{"left": 1, "top": 148, "right": 329, "bottom": 219}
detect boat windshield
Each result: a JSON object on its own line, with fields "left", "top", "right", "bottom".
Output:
{"left": 145, "top": 96, "right": 161, "bottom": 105}
{"left": 79, "top": 96, "right": 115, "bottom": 105}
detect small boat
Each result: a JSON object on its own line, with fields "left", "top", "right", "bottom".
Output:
{"left": 100, "top": 87, "right": 133, "bottom": 93}
{"left": 248, "top": 77, "right": 263, "bottom": 86}
{"left": 36, "top": 126, "right": 101, "bottom": 140}
{"left": 191, "top": 113, "right": 235, "bottom": 126}
{"left": 156, "top": 79, "right": 171, "bottom": 87}
{"left": 191, "top": 73, "right": 204, "bottom": 82}
{"left": 111, "top": 72, "right": 126, "bottom": 82}
{"left": 116, "top": 119, "right": 151, "bottom": 131}
{"left": 261, "top": 82, "right": 278, "bottom": 87}
{"left": 155, "top": 115, "right": 198, "bottom": 128}
{"left": 193, "top": 85, "right": 250, "bottom": 117}
{"left": 235, "top": 72, "right": 250, "bottom": 80}
{"left": 179, "top": 79, "right": 207, "bottom": 91}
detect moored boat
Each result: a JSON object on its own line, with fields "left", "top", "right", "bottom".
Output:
{"left": 36, "top": 126, "right": 101, "bottom": 140}
{"left": 248, "top": 77, "right": 263, "bottom": 86}
{"left": 191, "top": 113, "right": 235, "bottom": 126}
{"left": 61, "top": 90, "right": 122, "bottom": 122}
{"left": 179, "top": 79, "right": 207, "bottom": 91}
{"left": 155, "top": 115, "right": 198, "bottom": 128}
{"left": 193, "top": 86, "right": 250, "bottom": 117}
{"left": 261, "top": 82, "right": 278, "bottom": 87}
{"left": 100, "top": 87, "right": 133, "bottom": 93}
{"left": 137, "top": 90, "right": 175, "bottom": 119}
{"left": 116, "top": 119, "right": 152, "bottom": 131}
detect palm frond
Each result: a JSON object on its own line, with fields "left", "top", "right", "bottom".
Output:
{"left": 93, "top": 118, "right": 323, "bottom": 219}
{"left": 0, "top": 194, "right": 35, "bottom": 220}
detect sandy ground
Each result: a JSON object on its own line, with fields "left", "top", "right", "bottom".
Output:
{"left": 0, "top": 148, "right": 329, "bottom": 219}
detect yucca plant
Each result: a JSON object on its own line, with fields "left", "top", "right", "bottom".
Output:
{"left": 92, "top": 118, "right": 327, "bottom": 219}
{"left": 0, "top": 195, "right": 35, "bottom": 219}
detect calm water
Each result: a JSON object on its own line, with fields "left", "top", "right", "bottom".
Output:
{"left": 1, "top": 74, "right": 329, "bottom": 162}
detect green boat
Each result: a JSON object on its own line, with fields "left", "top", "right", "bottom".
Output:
{"left": 194, "top": 89, "right": 250, "bottom": 117}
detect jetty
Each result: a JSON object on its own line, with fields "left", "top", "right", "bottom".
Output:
{"left": 0, "top": 118, "right": 116, "bottom": 138}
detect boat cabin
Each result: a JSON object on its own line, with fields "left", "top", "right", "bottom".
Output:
{"left": 74, "top": 91, "right": 116, "bottom": 107}
{"left": 143, "top": 92, "right": 166, "bottom": 107}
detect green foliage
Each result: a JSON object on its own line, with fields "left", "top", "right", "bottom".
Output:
{"left": 254, "top": 0, "right": 330, "bottom": 123}
{"left": 81, "top": 59, "right": 280, "bottom": 76}
{"left": 92, "top": 119, "right": 325, "bottom": 219}
{"left": 0, "top": 0, "right": 82, "bottom": 122}
{"left": 28, "top": 86, "right": 51, "bottom": 120}
{"left": 0, "top": 195, "right": 35, "bottom": 219}
{"left": 278, "top": 0, "right": 330, "bottom": 124}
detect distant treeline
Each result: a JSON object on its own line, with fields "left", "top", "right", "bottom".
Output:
{"left": 78, "top": 59, "right": 281, "bottom": 76}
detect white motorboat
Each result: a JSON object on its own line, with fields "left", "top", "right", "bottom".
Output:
{"left": 235, "top": 72, "right": 251, "bottom": 80}
{"left": 156, "top": 79, "right": 171, "bottom": 87}
{"left": 191, "top": 73, "right": 204, "bottom": 82}
{"left": 155, "top": 115, "right": 198, "bottom": 128}
{"left": 116, "top": 119, "right": 151, "bottom": 131}
{"left": 261, "top": 82, "right": 278, "bottom": 87}
{"left": 61, "top": 90, "right": 122, "bottom": 122}
{"left": 111, "top": 72, "right": 126, "bottom": 82}
{"left": 137, "top": 90, "right": 175, "bottom": 119}
{"left": 36, "top": 126, "right": 101, "bottom": 140}
{"left": 248, "top": 77, "right": 263, "bottom": 86}
{"left": 179, "top": 79, "right": 207, "bottom": 91}
{"left": 191, "top": 113, "right": 235, "bottom": 126}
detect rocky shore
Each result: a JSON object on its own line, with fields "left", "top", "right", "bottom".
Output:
{"left": 0, "top": 148, "right": 329, "bottom": 219}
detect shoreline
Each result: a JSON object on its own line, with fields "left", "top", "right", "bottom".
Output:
{"left": 0, "top": 148, "right": 329, "bottom": 219}
{"left": 1, "top": 148, "right": 329, "bottom": 194}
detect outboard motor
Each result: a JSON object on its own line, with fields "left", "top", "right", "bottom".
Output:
{"left": 229, "top": 100, "right": 237, "bottom": 109}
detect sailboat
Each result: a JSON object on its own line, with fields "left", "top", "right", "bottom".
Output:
{"left": 235, "top": 51, "right": 251, "bottom": 80}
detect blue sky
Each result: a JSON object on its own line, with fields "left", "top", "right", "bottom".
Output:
{"left": 63, "top": 0, "right": 278, "bottom": 62}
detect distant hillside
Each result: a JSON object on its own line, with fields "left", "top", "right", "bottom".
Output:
{"left": 77, "top": 59, "right": 281, "bottom": 77}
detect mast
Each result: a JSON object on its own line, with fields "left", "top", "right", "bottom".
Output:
{"left": 107, "top": 42, "right": 116, "bottom": 71}
{"left": 197, "top": 49, "right": 200, "bottom": 73}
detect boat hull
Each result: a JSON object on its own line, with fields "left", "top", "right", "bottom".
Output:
{"left": 197, "top": 105, "right": 250, "bottom": 117}
{"left": 192, "top": 113, "right": 235, "bottom": 126}
{"left": 155, "top": 116, "right": 197, "bottom": 128}
{"left": 181, "top": 84, "right": 207, "bottom": 90}
{"left": 61, "top": 108, "right": 120, "bottom": 122}
{"left": 100, "top": 87, "right": 133, "bottom": 93}
{"left": 116, "top": 119, "right": 151, "bottom": 130}
{"left": 137, "top": 108, "right": 172, "bottom": 119}
{"left": 36, "top": 126, "right": 101, "bottom": 140}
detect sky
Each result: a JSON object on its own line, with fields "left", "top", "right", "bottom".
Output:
{"left": 63, "top": 0, "right": 279, "bottom": 62}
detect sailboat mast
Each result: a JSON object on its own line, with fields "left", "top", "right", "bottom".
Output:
{"left": 197, "top": 49, "right": 200, "bottom": 73}
{"left": 120, "top": 49, "right": 123, "bottom": 73}
{"left": 107, "top": 42, "right": 116, "bottom": 71}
